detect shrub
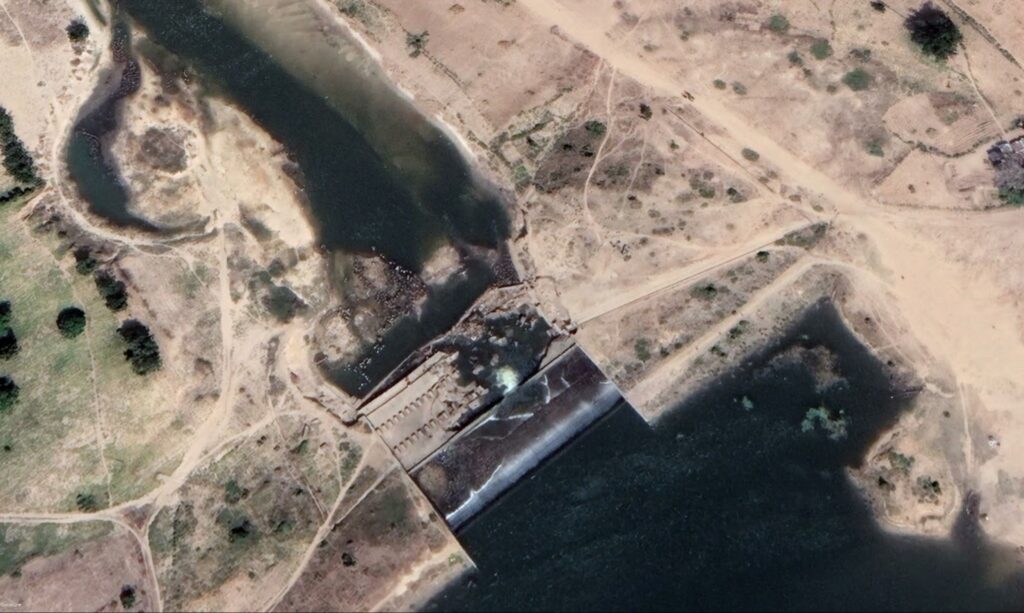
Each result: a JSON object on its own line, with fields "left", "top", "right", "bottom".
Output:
{"left": 56, "top": 307, "right": 87, "bottom": 339}
{"left": 866, "top": 138, "right": 885, "bottom": 157}
{"left": 94, "top": 270, "right": 128, "bottom": 311}
{"left": 905, "top": 2, "right": 962, "bottom": 60}
{"left": 0, "top": 301, "right": 9, "bottom": 329}
{"left": 75, "top": 492, "right": 99, "bottom": 512}
{"left": 787, "top": 50, "right": 803, "bottom": 65}
{"left": 731, "top": 81, "right": 747, "bottom": 95}
{"left": 767, "top": 14, "right": 790, "bottom": 33}
{"left": 263, "top": 285, "right": 306, "bottom": 323}
{"left": 639, "top": 103, "right": 652, "bottom": 120}
{"left": 871, "top": 1, "right": 887, "bottom": 11}
{"left": 0, "top": 376, "right": 18, "bottom": 412}
{"left": 66, "top": 19, "right": 89, "bottom": 42}
{"left": 850, "top": 47, "right": 873, "bottom": 62}
{"left": 842, "top": 68, "right": 873, "bottom": 90}
{"left": 117, "top": 320, "right": 161, "bottom": 375}
{"left": 810, "top": 38, "right": 832, "bottom": 60}
{"left": 119, "top": 586, "right": 136, "bottom": 610}
{"left": 999, "top": 187, "right": 1024, "bottom": 206}
{"left": 584, "top": 120, "right": 606, "bottom": 137}
{"left": 634, "top": 338, "right": 651, "bottom": 362}
{"left": 713, "top": 79, "right": 727, "bottom": 90}
{"left": 741, "top": 148, "right": 760, "bottom": 162}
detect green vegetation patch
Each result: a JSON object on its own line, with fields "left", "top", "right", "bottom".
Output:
{"left": 810, "top": 38, "right": 833, "bottom": 60}
{"left": 584, "top": 119, "right": 606, "bottom": 137}
{"left": 741, "top": 148, "right": 760, "bottom": 162}
{"left": 767, "top": 14, "right": 790, "bottom": 34}
{"left": 842, "top": 68, "right": 873, "bottom": 91}
{"left": 866, "top": 138, "right": 885, "bottom": 157}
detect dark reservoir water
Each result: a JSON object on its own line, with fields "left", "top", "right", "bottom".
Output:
{"left": 429, "top": 302, "right": 1024, "bottom": 611}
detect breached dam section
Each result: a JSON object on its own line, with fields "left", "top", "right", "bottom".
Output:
{"left": 411, "top": 345, "right": 623, "bottom": 529}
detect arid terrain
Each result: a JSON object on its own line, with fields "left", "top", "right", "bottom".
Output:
{"left": 0, "top": 0, "right": 1022, "bottom": 610}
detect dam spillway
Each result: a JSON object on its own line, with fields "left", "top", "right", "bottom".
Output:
{"left": 410, "top": 345, "right": 624, "bottom": 529}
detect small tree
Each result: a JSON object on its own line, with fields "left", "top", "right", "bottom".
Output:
{"left": 0, "top": 329, "right": 18, "bottom": 360}
{"left": 905, "top": 2, "right": 962, "bottom": 60}
{"left": 57, "top": 307, "right": 87, "bottom": 339}
{"left": 66, "top": 19, "right": 89, "bottom": 42}
{"left": 767, "top": 14, "right": 790, "bottom": 34}
{"left": 73, "top": 247, "right": 98, "bottom": 275}
{"left": 119, "top": 586, "right": 136, "bottom": 610}
{"left": 406, "top": 31, "right": 428, "bottom": 58}
{"left": 810, "top": 39, "right": 832, "bottom": 60}
{"left": 0, "top": 376, "right": 18, "bottom": 412}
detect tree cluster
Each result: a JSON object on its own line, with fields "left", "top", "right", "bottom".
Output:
{"left": 94, "top": 270, "right": 128, "bottom": 311}
{"left": 117, "top": 320, "right": 161, "bottom": 375}
{"left": 0, "top": 107, "right": 40, "bottom": 187}
{"left": 904, "top": 2, "right": 962, "bottom": 60}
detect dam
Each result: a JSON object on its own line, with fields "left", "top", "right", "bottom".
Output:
{"left": 410, "top": 345, "right": 623, "bottom": 528}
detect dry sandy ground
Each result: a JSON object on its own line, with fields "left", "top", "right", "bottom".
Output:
{"left": 1, "top": 0, "right": 1023, "bottom": 610}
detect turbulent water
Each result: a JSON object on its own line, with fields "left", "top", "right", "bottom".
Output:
{"left": 428, "top": 302, "right": 1024, "bottom": 611}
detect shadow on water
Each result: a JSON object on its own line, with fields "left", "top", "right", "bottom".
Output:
{"left": 429, "top": 301, "right": 1024, "bottom": 611}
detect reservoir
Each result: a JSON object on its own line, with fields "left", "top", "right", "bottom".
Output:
{"left": 428, "top": 302, "right": 1024, "bottom": 611}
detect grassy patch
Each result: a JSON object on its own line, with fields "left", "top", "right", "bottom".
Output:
{"left": 0, "top": 521, "right": 112, "bottom": 576}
